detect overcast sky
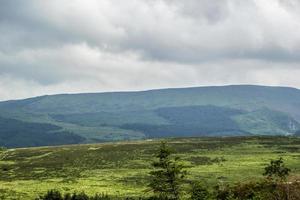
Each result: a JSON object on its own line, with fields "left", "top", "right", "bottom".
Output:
{"left": 1, "top": 0, "right": 300, "bottom": 100}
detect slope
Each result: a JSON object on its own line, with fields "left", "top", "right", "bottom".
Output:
{"left": 0, "top": 85, "right": 300, "bottom": 147}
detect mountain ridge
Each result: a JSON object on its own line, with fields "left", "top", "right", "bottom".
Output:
{"left": 2, "top": 84, "right": 299, "bottom": 103}
{"left": 1, "top": 85, "right": 300, "bottom": 148}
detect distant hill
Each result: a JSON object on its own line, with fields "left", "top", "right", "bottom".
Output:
{"left": 1, "top": 85, "right": 300, "bottom": 147}
{"left": 0, "top": 117, "right": 84, "bottom": 148}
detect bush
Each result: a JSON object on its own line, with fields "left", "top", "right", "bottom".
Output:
{"left": 90, "top": 194, "right": 111, "bottom": 200}
{"left": 263, "top": 157, "right": 290, "bottom": 181}
{"left": 36, "top": 190, "right": 63, "bottom": 200}
{"left": 214, "top": 180, "right": 300, "bottom": 200}
{"left": 190, "top": 182, "right": 210, "bottom": 200}
{"left": 36, "top": 190, "right": 111, "bottom": 200}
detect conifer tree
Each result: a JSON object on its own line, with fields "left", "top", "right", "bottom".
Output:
{"left": 148, "top": 142, "right": 186, "bottom": 200}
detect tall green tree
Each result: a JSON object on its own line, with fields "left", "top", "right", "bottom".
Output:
{"left": 148, "top": 142, "right": 186, "bottom": 200}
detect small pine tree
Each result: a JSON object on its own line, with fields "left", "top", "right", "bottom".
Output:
{"left": 148, "top": 142, "right": 186, "bottom": 200}
{"left": 263, "top": 157, "right": 291, "bottom": 181}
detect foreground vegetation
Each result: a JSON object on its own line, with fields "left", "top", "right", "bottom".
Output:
{"left": 36, "top": 157, "right": 300, "bottom": 200}
{"left": 1, "top": 136, "right": 300, "bottom": 199}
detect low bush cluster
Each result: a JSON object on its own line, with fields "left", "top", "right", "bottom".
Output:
{"left": 214, "top": 181, "right": 300, "bottom": 200}
{"left": 36, "top": 190, "right": 110, "bottom": 200}
{"left": 36, "top": 181, "right": 300, "bottom": 200}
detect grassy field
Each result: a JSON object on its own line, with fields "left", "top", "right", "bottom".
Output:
{"left": 1, "top": 136, "right": 300, "bottom": 199}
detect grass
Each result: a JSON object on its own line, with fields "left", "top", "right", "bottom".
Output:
{"left": 1, "top": 136, "right": 300, "bottom": 199}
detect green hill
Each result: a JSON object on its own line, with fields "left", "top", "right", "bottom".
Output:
{"left": 1, "top": 85, "right": 300, "bottom": 147}
{"left": 0, "top": 117, "right": 84, "bottom": 148}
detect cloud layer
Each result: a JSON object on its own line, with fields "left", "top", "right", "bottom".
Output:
{"left": 1, "top": 0, "right": 300, "bottom": 100}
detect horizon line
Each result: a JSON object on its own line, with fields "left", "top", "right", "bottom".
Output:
{"left": 1, "top": 84, "right": 299, "bottom": 103}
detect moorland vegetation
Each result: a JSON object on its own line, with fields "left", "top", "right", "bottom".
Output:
{"left": 35, "top": 142, "right": 300, "bottom": 200}
{"left": 1, "top": 137, "right": 300, "bottom": 200}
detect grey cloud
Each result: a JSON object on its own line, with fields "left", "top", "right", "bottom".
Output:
{"left": 0, "top": 0, "right": 300, "bottom": 100}
{"left": 2, "top": 0, "right": 300, "bottom": 62}
{"left": 168, "top": 0, "right": 231, "bottom": 23}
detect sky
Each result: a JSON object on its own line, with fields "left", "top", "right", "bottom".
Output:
{"left": 1, "top": 0, "right": 300, "bottom": 100}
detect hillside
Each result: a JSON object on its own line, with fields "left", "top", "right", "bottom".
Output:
{"left": 1, "top": 85, "right": 300, "bottom": 147}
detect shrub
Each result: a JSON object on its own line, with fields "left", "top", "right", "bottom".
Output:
{"left": 263, "top": 157, "right": 290, "bottom": 181}
{"left": 36, "top": 190, "right": 111, "bottom": 200}
{"left": 90, "top": 194, "right": 111, "bottom": 200}
{"left": 214, "top": 180, "right": 300, "bottom": 200}
{"left": 36, "top": 190, "right": 63, "bottom": 200}
{"left": 190, "top": 182, "right": 210, "bottom": 200}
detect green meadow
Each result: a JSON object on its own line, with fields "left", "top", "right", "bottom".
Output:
{"left": 1, "top": 136, "right": 300, "bottom": 199}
